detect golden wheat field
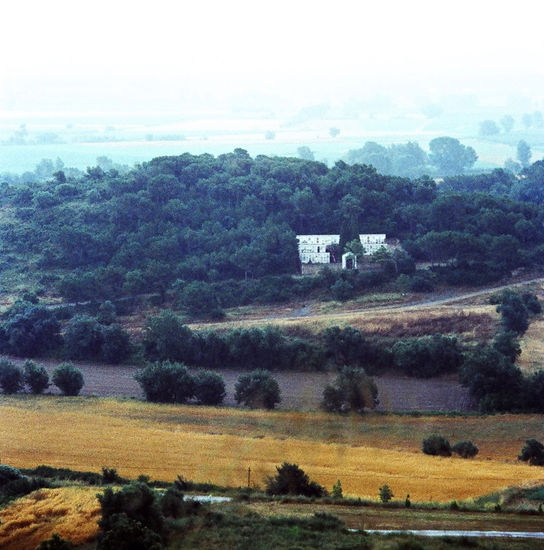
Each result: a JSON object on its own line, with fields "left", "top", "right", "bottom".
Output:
{"left": 0, "top": 487, "right": 100, "bottom": 550}
{"left": 1, "top": 396, "right": 544, "bottom": 504}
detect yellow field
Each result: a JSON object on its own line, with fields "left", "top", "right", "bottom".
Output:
{"left": 0, "top": 487, "right": 100, "bottom": 550}
{"left": 1, "top": 396, "right": 544, "bottom": 504}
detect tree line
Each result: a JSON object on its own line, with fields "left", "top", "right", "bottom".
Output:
{"left": 2, "top": 150, "right": 544, "bottom": 312}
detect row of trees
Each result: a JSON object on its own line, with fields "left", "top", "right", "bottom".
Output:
{"left": 142, "top": 311, "right": 465, "bottom": 378}
{"left": 0, "top": 360, "right": 84, "bottom": 396}
{"left": 135, "top": 362, "right": 379, "bottom": 414}
{"left": 345, "top": 137, "right": 477, "bottom": 177}
{"left": 0, "top": 300, "right": 131, "bottom": 363}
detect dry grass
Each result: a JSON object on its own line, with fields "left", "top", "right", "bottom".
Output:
{"left": 519, "top": 318, "right": 544, "bottom": 374}
{"left": 0, "top": 487, "right": 100, "bottom": 550}
{"left": 189, "top": 304, "right": 498, "bottom": 341}
{"left": 1, "top": 397, "right": 543, "bottom": 504}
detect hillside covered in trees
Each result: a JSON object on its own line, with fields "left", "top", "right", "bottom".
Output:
{"left": 1, "top": 149, "right": 544, "bottom": 310}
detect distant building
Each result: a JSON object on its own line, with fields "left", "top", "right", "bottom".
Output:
{"left": 297, "top": 234, "right": 340, "bottom": 264}
{"left": 297, "top": 234, "right": 392, "bottom": 265}
{"left": 358, "top": 234, "right": 387, "bottom": 255}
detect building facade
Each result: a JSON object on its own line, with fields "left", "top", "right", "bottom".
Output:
{"left": 297, "top": 234, "right": 389, "bottom": 264}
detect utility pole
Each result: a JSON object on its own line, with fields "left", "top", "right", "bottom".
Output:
{"left": 247, "top": 466, "right": 251, "bottom": 488}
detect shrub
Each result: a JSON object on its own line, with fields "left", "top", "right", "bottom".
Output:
{"left": 52, "top": 363, "right": 84, "bottom": 396}
{"left": 330, "top": 279, "right": 354, "bottom": 301}
{"left": 0, "top": 359, "right": 24, "bottom": 394}
{"left": 266, "top": 462, "right": 327, "bottom": 497}
{"left": 459, "top": 347, "right": 524, "bottom": 412}
{"left": 142, "top": 311, "right": 200, "bottom": 363}
{"left": 452, "top": 440, "right": 479, "bottom": 458}
{"left": 496, "top": 291, "right": 529, "bottom": 334}
{"left": 102, "top": 467, "right": 121, "bottom": 484}
{"left": 23, "top": 359, "right": 49, "bottom": 394}
{"left": 0, "top": 302, "right": 62, "bottom": 357}
{"left": 331, "top": 479, "right": 343, "bottom": 499}
{"left": 379, "top": 484, "right": 393, "bottom": 503}
{"left": 101, "top": 324, "right": 132, "bottom": 364}
{"left": 519, "top": 439, "right": 544, "bottom": 466}
{"left": 134, "top": 361, "right": 195, "bottom": 404}
{"left": 0, "top": 464, "right": 24, "bottom": 486}
{"left": 97, "top": 482, "right": 164, "bottom": 536}
{"left": 392, "top": 334, "right": 462, "bottom": 378}
{"left": 322, "top": 366, "right": 378, "bottom": 413}
{"left": 422, "top": 434, "right": 452, "bottom": 457}
{"left": 176, "top": 280, "right": 224, "bottom": 319}
{"left": 97, "top": 514, "right": 164, "bottom": 550}
{"left": 234, "top": 369, "right": 281, "bottom": 409}
{"left": 193, "top": 369, "right": 226, "bottom": 405}
{"left": 63, "top": 315, "right": 103, "bottom": 360}
{"left": 36, "top": 533, "right": 74, "bottom": 550}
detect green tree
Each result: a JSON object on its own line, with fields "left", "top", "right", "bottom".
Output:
{"left": 97, "top": 301, "right": 117, "bottom": 325}
{"left": 143, "top": 310, "right": 200, "bottom": 363}
{"left": 234, "top": 369, "right": 281, "bottom": 409}
{"left": 517, "top": 140, "right": 532, "bottom": 167}
{"left": 97, "top": 482, "right": 165, "bottom": 549}
{"left": 297, "top": 146, "right": 315, "bottom": 161}
{"left": 37, "top": 533, "right": 74, "bottom": 550}
{"left": 422, "top": 434, "right": 452, "bottom": 457}
{"left": 134, "top": 361, "right": 195, "bottom": 404}
{"left": 1, "top": 302, "right": 62, "bottom": 357}
{"left": 101, "top": 324, "right": 132, "bottom": 364}
{"left": 518, "top": 439, "right": 544, "bottom": 466}
{"left": 329, "top": 279, "right": 354, "bottom": 301}
{"left": 500, "top": 115, "right": 514, "bottom": 133}
{"left": 23, "top": 359, "right": 49, "bottom": 394}
{"left": 0, "top": 359, "right": 24, "bottom": 394}
{"left": 322, "top": 366, "right": 378, "bottom": 413}
{"left": 344, "top": 239, "right": 365, "bottom": 259}
{"left": 428, "top": 137, "right": 477, "bottom": 175}
{"left": 63, "top": 315, "right": 103, "bottom": 360}
{"left": 459, "top": 347, "right": 524, "bottom": 412}
{"left": 176, "top": 281, "right": 224, "bottom": 319}
{"left": 479, "top": 120, "right": 500, "bottom": 136}
{"left": 266, "top": 462, "right": 326, "bottom": 497}
{"left": 331, "top": 479, "right": 343, "bottom": 499}
{"left": 491, "top": 331, "right": 521, "bottom": 362}
{"left": 452, "top": 440, "right": 479, "bottom": 458}
{"left": 52, "top": 363, "right": 84, "bottom": 396}
{"left": 379, "top": 484, "right": 393, "bottom": 503}
{"left": 193, "top": 369, "right": 226, "bottom": 406}
{"left": 496, "top": 291, "right": 529, "bottom": 334}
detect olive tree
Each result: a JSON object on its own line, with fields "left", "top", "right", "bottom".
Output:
{"left": 52, "top": 363, "right": 84, "bottom": 396}
{"left": 234, "top": 369, "right": 281, "bottom": 409}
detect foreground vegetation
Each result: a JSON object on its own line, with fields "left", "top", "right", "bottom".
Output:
{"left": 2, "top": 469, "right": 544, "bottom": 549}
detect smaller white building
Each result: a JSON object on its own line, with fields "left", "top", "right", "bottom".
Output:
{"left": 359, "top": 234, "right": 387, "bottom": 255}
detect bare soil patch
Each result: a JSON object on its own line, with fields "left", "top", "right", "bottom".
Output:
{"left": 10, "top": 358, "right": 472, "bottom": 412}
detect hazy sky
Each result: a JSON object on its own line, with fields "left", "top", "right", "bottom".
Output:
{"left": 2, "top": 0, "right": 544, "bottom": 113}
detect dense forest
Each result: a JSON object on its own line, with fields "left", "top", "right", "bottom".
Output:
{"left": 1, "top": 149, "right": 544, "bottom": 312}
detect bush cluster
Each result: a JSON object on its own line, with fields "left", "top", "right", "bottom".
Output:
{"left": 0, "top": 359, "right": 84, "bottom": 396}
{"left": 422, "top": 435, "right": 478, "bottom": 459}
{"left": 135, "top": 362, "right": 226, "bottom": 406}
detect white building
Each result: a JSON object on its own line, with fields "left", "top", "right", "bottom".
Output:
{"left": 297, "top": 234, "right": 339, "bottom": 264}
{"left": 297, "top": 234, "right": 389, "bottom": 264}
{"left": 359, "top": 234, "right": 387, "bottom": 255}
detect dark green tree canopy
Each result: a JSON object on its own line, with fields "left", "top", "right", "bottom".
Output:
{"left": 234, "top": 369, "right": 281, "bottom": 409}
{"left": 266, "top": 462, "right": 327, "bottom": 497}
